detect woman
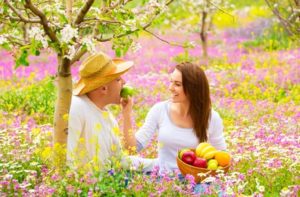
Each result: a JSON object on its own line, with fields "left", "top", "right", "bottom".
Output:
{"left": 133, "top": 62, "right": 226, "bottom": 172}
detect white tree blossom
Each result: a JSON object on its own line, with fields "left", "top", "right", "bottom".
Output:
{"left": 82, "top": 37, "right": 97, "bottom": 54}
{"left": 131, "top": 42, "right": 142, "bottom": 53}
{"left": 0, "top": 35, "right": 8, "bottom": 45}
{"left": 28, "top": 27, "right": 48, "bottom": 48}
{"left": 60, "top": 25, "right": 79, "bottom": 44}
{"left": 64, "top": 45, "right": 76, "bottom": 60}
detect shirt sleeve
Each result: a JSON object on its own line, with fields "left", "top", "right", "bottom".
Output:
{"left": 208, "top": 110, "right": 227, "bottom": 151}
{"left": 135, "top": 103, "right": 162, "bottom": 151}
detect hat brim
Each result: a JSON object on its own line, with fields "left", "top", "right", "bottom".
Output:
{"left": 73, "top": 60, "right": 133, "bottom": 95}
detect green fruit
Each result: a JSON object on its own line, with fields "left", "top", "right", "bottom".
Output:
{"left": 207, "top": 162, "right": 218, "bottom": 170}
{"left": 120, "top": 85, "right": 135, "bottom": 98}
{"left": 207, "top": 159, "right": 218, "bottom": 170}
{"left": 208, "top": 159, "right": 218, "bottom": 166}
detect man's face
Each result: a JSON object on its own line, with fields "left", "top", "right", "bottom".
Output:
{"left": 107, "top": 76, "right": 126, "bottom": 104}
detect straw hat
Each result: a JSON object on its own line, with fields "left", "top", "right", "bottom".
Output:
{"left": 73, "top": 52, "right": 133, "bottom": 95}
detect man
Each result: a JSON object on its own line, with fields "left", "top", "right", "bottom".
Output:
{"left": 67, "top": 52, "right": 137, "bottom": 171}
{"left": 67, "top": 52, "right": 156, "bottom": 172}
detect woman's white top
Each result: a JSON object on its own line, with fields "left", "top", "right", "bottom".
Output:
{"left": 135, "top": 100, "right": 227, "bottom": 172}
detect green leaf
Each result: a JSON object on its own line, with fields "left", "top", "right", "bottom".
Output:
{"left": 1, "top": 43, "right": 11, "bottom": 50}
{"left": 115, "top": 48, "right": 122, "bottom": 57}
{"left": 58, "top": 13, "right": 68, "bottom": 23}
{"left": 15, "top": 50, "right": 29, "bottom": 68}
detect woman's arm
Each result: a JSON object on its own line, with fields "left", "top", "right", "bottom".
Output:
{"left": 208, "top": 110, "right": 227, "bottom": 150}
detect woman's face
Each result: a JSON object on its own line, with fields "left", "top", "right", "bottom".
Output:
{"left": 168, "top": 69, "right": 188, "bottom": 103}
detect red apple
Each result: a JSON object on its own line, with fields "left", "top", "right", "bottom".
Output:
{"left": 192, "top": 157, "right": 207, "bottom": 168}
{"left": 179, "top": 148, "right": 191, "bottom": 159}
{"left": 181, "top": 150, "right": 196, "bottom": 165}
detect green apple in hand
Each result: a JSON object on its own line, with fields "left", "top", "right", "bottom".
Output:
{"left": 120, "top": 85, "right": 136, "bottom": 99}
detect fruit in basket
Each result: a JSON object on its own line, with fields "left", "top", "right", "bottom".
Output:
{"left": 179, "top": 148, "right": 192, "bottom": 159}
{"left": 181, "top": 150, "right": 196, "bottom": 165}
{"left": 215, "top": 151, "right": 231, "bottom": 167}
{"left": 199, "top": 145, "right": 216, "bottom": 158}
{"left": 207, "top": 159, "right": 218, "bottom": 170}
{"left": 195, "top": 142, "right": 210, "bottom": 157}
{"left": 192, "top": 157, "right": 207, "bottom": 168}
{"left": 203, "top": 150, "right": 217, "bottom": 160}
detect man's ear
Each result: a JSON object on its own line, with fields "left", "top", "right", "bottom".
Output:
{"left": 100, "top": 85, "right": 108, "bottom": 94}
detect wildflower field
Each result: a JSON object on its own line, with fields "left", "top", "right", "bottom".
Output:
{"left": 0, "top": 3, "right": 299, "bottom": 197}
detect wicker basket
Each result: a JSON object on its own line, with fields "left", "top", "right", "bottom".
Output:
{"left": 176, "top": 154, "right": 230, "bottom": 183}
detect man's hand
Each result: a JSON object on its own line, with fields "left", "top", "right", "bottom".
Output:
{"left": 121, "top": 96, "right": 133, "bottom": 116}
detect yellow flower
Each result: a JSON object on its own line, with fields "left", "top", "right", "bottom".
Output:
{"left": 94, "top": 123, "right": 102, "bottom": 131}
{"left": 112, "top": 126, "right": 120, "bottom": 136}
{"left": 129, "top": 146, "right": 136, "bottom": 152}
{"left": 41, "top": 146, "right": 52, "bottom": 161}
{"left": 111, "top": 144, "right": 117, "bottom": 152}
{"left": 102, "top": 111, "right": 109, "bottom": 119}
{"left": 79, "top": 137, "right": 85, "bottom": 144}
{"left": 63, "top": 113, "right": 69, "bottom": 121}
{"left": 89, "top": 136, "right": 98, "bottom": 144}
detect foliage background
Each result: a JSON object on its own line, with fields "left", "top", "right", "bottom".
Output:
{"left": 0, "top": 0, "right": 299, "bottom": 196}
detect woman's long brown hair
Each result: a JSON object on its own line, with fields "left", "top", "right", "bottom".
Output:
{"left": 175, "top": 62, "right": 211, "bottom": 142}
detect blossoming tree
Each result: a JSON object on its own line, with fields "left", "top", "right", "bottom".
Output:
{"left": 0, "top": 0, "right": 173, "bottom": 146}
{"left": 159, "top": 0, "right": 230, "bottom": 58}
{"left": 265, "top": 0, "right": 300, "bottom": 37}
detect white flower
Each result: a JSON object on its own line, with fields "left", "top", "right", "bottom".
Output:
{"left": 28, "top": 27, "right": 48, "bottom": 48}
{"left": 131, "top": 42, "right": 142, "bottom": 53}
{"left": 280, "top": 187, "right": 291, "bottom": 197}
{"left": 64, "top": 45, "right": 76, "bottom": 60}
{"left": 238, "top": 181, "right": 248, "bottom": 192}
{"left": 82, "top": 37, "right": 96, "bottom": 53}
{"left": 202, "top": 176, "right": 216, "bottom": 183}
{"left": 4, "top": 174, "right": 13, "bottom": 180}
{"left": 225, "top": 187, "right": 234, "bottom": 195}
{"left": 148, "top": 0, "right": 161, "bottom": 8}
{"left": 61, "top": 24, "right": 78, "bottom": 43}
{"left": 0, "top": 35, "right": 8, "bottom": 45}
{"left": 29, "top": 27, "right": 44, "bottom": 39}
{"left": 257, "top": 185, "right": 265, "bottom": 193}
{"left": 189, "top": 41, "right": 196, "bottom": 48}
{"left": 124, "top": 20, "right": 137, "bottom": 31}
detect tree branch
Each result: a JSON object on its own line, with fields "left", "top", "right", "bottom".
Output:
{"left": 70, "top": 47, "right": 87, "bottom": 65}
{"left": 95, "top": 0, "right": 175, "bottom": 42}
{"left": 74, "top": 0, "right": 95, "bottom": 25}
{"left": 83, "top": 18, "right": 121, "bottom": 24}
{"left": 206, "top": 0, "right": 235, "bottom": 23}
{"left": 144, "top": 29, "right": 188, "bottom": 48}
{"left": 265, "top": 0, "right": 294, "bottom": 35}
{"left": 4, "top": 0, "right": 40, "bottom": 23}
{"left": 101, "top": 0, "right": 133, "bottom": 14}
{"left": 6, "top": 36, "right": 27, "bottom": 46}
{"left": 24, "top": 0, "right": 60, "bottom": 44}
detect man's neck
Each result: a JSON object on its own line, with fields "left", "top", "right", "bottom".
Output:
{"left": 86, "top": 92, "right": 107, "bottom": 110}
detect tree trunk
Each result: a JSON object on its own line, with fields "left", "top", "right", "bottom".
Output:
{"left": 53, "top": 56, "right": 72, "bottom": 145}
{"left": 200, "top": 11, "right": 208, "bottom": 60}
